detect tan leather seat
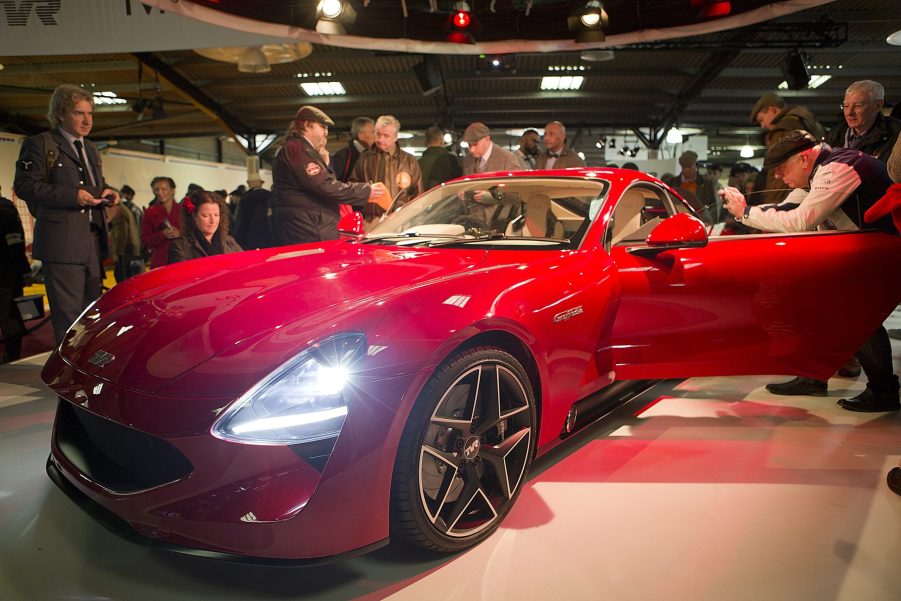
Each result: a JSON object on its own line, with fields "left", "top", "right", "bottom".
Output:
{"left": 610, "top": 189, "right": 646, "bottom": 244}
{"left": 506, "top": 193, "right": 564, "bottom": 238}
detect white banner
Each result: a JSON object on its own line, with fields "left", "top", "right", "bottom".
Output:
{"left": 0, "top": 0, "right": 292, "bottom": 56}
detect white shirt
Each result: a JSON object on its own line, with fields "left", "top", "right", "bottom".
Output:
{"left": 745, "top": 159, "right": 859, "bottom": 232}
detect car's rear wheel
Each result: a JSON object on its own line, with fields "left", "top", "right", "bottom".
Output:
{"left": 390, "top": 346, "right": 536, "bottom": 552}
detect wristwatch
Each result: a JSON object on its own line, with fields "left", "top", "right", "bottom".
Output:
{"left": 737, "top": 205, "right": 751, "bottom": 222}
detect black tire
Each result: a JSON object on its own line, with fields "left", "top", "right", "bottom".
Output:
{"left": 390, "top": 346, "right": 536, "bottom": 552}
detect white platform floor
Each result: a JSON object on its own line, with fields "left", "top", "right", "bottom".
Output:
{"left": 1, "top": 309, "right": 900, "bottom": 601}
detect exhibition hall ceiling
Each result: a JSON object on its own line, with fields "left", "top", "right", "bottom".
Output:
{"left": 0, "top": 0, "right": 899, "bottom": 163}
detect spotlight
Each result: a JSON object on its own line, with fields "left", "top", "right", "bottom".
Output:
{"left": 448, "top": 1, "right": 475, "bottom": 44}
{"left": 608, "top": 138, "right": 616, "bottom": 149}
{"left": 781, "top": 48, "right": 810, "bottom": 90}
{"left": 568, "top": 1, "right": 608, "bottom": 44}
{"left": 316, "top": 0, "right": 356, "bottom": 35}
{"left": 319, "top": 0, "right": 344, "bottom": 19}
{"left": 151, "top": 97, "right": 167, "bottom": 120}
{"left": 131, "top": 98, "right": 148, "bottom": 114}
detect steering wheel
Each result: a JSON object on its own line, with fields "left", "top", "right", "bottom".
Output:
{"left": 451, "top": 215, "right": 488, "bottom": 232}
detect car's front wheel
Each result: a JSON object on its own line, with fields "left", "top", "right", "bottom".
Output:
{"left": 390, "top": 346, "right": 536, "bottom": 552}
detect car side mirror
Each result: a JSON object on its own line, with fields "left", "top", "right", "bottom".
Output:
{"left": 337, "top": 211, "right": 364, "bottom": 238}
{"left": 628, "top": 213, "right": 708, "bottom": 257}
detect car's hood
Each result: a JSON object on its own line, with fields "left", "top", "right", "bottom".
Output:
{"left": 57, "top": 242, "right": 489, "bottom": 395}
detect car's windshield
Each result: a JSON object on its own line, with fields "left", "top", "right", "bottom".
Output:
{"left": 364, "top": 177, "right": 608, "bottom": 248}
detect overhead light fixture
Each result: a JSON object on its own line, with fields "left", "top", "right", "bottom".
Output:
{"left": 540, "top": 76, "right": 584, "bottom": 91}
{"left": 781, "top": 48, "right": 810, "bottom": 90}
{"left": 195, "top": 43, "right": 313, "bottom": 73}
{"left": 568, "top": 1, "right": 608, "bottom": 44}
{"left": 888, "top": 30, "right": 901, "bottom": 46}
{"left": 666, "top": 127, "right": 683, "bottom": 144}
{"left": 92, "top": 91, "right": 127, "bottom": 106}
{"left": 580, "top": 50, "right": 614, "bottom": 62}
{"left": 316, "top": 0, "right": 357, "bottom": 34}
{"left": 299, "top": 81, "right": 347, "bottom": 96}
{"left": 477, "top": 54, "right": 516, "bottom": 72}
{"left": 807, "top": 74, "right": 831, "bottom": 89}
{"left": 740, "top": 137, "right": 754, "bottom": 158}
{"left": 238, "top": 46, "right": 270, "bottom": 73}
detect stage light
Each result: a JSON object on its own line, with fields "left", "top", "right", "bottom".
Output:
{"left": 316, "top": 0, "right": 356, "bottom": 35}
{"left": 568, "top": 1, "right": 608, "bottom": 44}
{"left": 319, "top": 0, "right": 344, "bottom": 19}
{"left": 448, "top": 1, "right": 474, "bottom": 44}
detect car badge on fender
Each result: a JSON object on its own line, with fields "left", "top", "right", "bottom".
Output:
{"left": 553, "top": 306, "right": 584, "bottom": 323}
{"left": 88, "top": 350, "right": 116, "bottom": 367}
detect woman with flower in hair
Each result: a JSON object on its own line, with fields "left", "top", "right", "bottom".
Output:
{"left": 168, "top": 190, "right": 242, "bottom": 264}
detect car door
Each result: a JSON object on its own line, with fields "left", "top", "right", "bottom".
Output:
{"left": 604, "top": 185, "right": 901, "bottom": 381}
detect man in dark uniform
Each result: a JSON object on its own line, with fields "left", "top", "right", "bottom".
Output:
{"left": 0, "top": 184, "right": 30, "bottom": 363}
{"left": 271, "top": 106, "right": 387, "bottom": 245}
{"left": 14, "top": 84, "right": 120, "bottom": 344}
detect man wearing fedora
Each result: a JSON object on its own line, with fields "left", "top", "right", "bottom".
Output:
{"left": 722, "top": 129, "right": 898, "bottom": 413}
{"left": 271, "top": 105, "right": 388, "bottom": 245}
{"left": 234, "top": 174, "right": 274, "bottom": 250}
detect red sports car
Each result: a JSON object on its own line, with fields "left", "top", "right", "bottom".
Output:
{"left": 43, "top": 168, "right": 901, "bottom": 561}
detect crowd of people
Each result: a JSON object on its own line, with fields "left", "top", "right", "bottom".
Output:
{"left": 3, "top": 79, "right": 901, "bottom": 492}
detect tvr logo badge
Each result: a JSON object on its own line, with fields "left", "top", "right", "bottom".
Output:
{"left": 1, "top": 0, "right": 61, "bottom": 27}
{"left": 88, "top": 350, "right": 116, "bottom": 367}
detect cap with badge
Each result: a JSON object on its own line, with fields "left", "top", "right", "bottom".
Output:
{"left": 462, "top": 122, "right": 490, "bottom": 144}
{"left": 763, "top": 130, "right": 818, "bottom": 169}
{"left": 295, "top": 105, "right": 335, "bottom": 127}
{"left": 749, "top": 92, "right": 785, "bottom": 123}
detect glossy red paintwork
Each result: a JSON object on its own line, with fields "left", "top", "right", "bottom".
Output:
{"left": 42, "top": 167, "right": 901, "bottom": 560}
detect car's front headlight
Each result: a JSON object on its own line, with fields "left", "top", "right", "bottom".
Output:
{"left": 212, "top": 332, "right": 366, "bottom": 445}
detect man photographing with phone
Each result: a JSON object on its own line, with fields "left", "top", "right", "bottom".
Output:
{"left": 14, "top": 84, "right": 119, "bottom": 344}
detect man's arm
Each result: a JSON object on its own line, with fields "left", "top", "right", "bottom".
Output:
{"left": 744, "top": 163, "right": 860, "bottom": 232}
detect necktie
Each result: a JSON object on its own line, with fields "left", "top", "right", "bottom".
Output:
{"left": 73, "top": 139, "right": 97, "bottom": 186}
{"left": 478, "top": 157, "right": 487, "bottom": 172}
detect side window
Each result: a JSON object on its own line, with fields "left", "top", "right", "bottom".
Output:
{"left": 607, "top": 185, "right": 672, "bottom": 246}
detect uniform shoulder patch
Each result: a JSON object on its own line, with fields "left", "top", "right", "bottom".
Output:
{"left": 305, "top": 162, "right": 321, "bottom": 176}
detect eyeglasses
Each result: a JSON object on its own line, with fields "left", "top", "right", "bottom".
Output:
{"left": 841, "top": 102, "right": 871, "bottom": 111}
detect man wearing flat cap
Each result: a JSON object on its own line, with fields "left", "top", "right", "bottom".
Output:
{"left": 749, "top": 92, "right": 825, "bottom": 205}
{"left": 271, "top": 105, "right": 387, "bottom": 244}
{"left": 669, "top": 150, "right": 718, "bottom": 222}
{"left": 722, "top": 129, "right": 899, "bottom": 412}
{"left": 462, "top": 122, "right": 522, "bottom": 175}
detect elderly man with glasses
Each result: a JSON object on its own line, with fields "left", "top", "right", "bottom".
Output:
{"left": 824, "top": 80, "right": 901, "bottom": 162}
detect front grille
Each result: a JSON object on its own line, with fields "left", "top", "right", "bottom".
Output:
{"left": 55, "top": 399, "right": 193, "bottom": 493}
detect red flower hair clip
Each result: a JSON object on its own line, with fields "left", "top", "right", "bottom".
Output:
{"left": 184, "top": 198, "right": 195, "bottom": 214}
